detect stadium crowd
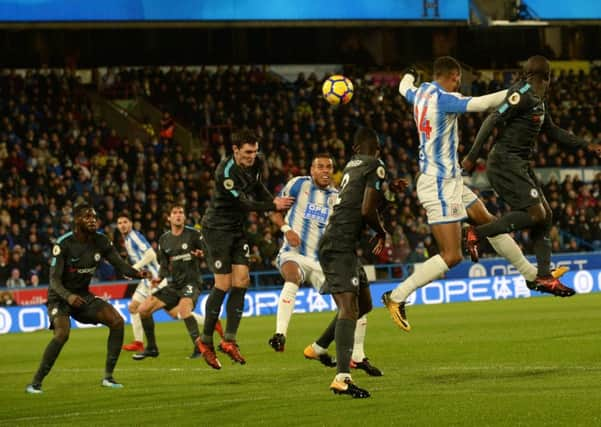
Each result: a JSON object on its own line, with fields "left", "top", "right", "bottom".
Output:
{"left": 0, "top": 65, "right": 599, "bottom": 288}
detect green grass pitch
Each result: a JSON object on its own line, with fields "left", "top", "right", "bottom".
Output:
{"left": 2, "top": 294, "right": 601, "bottom": 426}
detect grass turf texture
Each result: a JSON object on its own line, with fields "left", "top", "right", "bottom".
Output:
{"left": 3, "top": 293, "right": 601, "bottom": 426}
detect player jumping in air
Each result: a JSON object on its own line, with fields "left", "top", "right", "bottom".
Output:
{"left": 383, "top": 57, "right": 565, "bottom": 331}
{"left": 462, "top": 55, "right": 601, "bottom": 296}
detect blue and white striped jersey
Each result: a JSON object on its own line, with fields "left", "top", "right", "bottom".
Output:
{"left": 278, "top": 176, "right": 338, "bottom": 261}
{"left": 404, "top": 82, "right": 471, "bottom": 179}
{"left": 123, "top": 230, "right": 160, "bottom": 278}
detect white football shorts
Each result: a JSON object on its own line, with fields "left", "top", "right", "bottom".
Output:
{"left": 416, "top": 173, "right": 478, "bottom": 225}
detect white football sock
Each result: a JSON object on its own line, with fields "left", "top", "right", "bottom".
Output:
{"left": 351, "top": 315, "right": 367, "bottom": 362}
{"left": 390, "top": 254, "right": 449, "bottom": 302}
{"left": 131, "top": 312, "right": 144, "bottom": 342}
{"left": 487, "top": 234, "right": 537, "bottom": 281}
{"left": 192, "top": 312, "right": 205, "bottom": 326}
{"left": 312, "top": 342, "right": 328, "bottom": 355}
{"left": 335, "top": 373, "right": 352, "bottom": 382}
{"left": 276, "top": 282, "right": 299, "bottom": 335}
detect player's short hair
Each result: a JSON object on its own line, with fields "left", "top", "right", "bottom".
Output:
{"left": 352, "top": 127, "right": 379, "bottom": 154}
{"left": 524, "top": 55, "right": 550, "bottom": 81}
{"left": 73, "top": 202, "right": 92, "bottom": 218}
{"left": 168, "top": 203, "right": 186, "bottom": 214}
{"left": 312, "top": 153, "right": 333, "bottom": 164}
{"left": 232, "top": 129, "right": 259, "bottom": 148}
{"left": 433, "top": 56, "right": 462, "bottom": 78}
{"left": 117, "top": 211, "right": 131, "bottom": 220}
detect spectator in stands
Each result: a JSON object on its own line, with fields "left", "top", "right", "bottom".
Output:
{"left": 6, "top": 268, "right": 26, "bottom": 288}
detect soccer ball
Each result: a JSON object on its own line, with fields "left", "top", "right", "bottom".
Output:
{"left": 322, "top": 75, "right": 354, "bottom": 105}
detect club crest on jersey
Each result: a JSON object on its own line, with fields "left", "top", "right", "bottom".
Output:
{"left": 94, "top": 253, "right": 101, "bottom": 262}
{"left": 351, "top": 277, "right": 359, "bottom": 287}
{"left": 508, "top": 92, "right": 521, "bottom": 105}
{"left": 52, "top": 245, "right": 61, "bottom": 256}
{"left": 530, "top": 188, "right": 539, "bottom": 198}
{"left": 214, "top": 260, "right": 222, "bottom": 269}
{"left": 51, "top": 308, "right": 58, "bottom": 316}
{"left": 223, "top": 179, "right": 234, "bottom": 190}
{"left": 376, "top": 166, "right": 386, "bottom": 179}
{"left": 450, "top": 203, "right": 461, "bottom": 216}
{"left": 182, "top": 243, "right": 188, "bottom": 250}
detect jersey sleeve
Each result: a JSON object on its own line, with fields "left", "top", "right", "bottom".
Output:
{"left": 222, "top": 162, "right": 276, "bottom": 212}
{"left": 542, "top": 104, "right": 589, "bottom": 149}
{"left": 364, "top": 160, "right": 387, "bottom": 193}
{"left": 495, "top": 83, "right": 536, "bottom": 120}
{"left": 398, "top": 74, "right": 417, "bottom": 104}
{"left": 49, "top": 242, "right": 70, "bottom": 300}
{"left": 436, "top": 91, "right": 471, "bottom": 113}
{"left": 156, "top": 237, "right": 170, "bottom": 280}
{"left": 278, "top": 176, "right": 304, "bottom": 198}
{"left": 130, "top": 231, "right": 151, "bottom": 253}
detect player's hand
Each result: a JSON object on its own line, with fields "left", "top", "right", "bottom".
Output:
{"left": 588, "top": 143, "right": 601, "bottom": 157}
{"left": 138, "top": 270, "right": 152, "bottom": 279}
{"left": 67, "top": 294, "right": 86, "bottom": 308}
{"left": 190, "top": 249, "right": 204, "bottom": 258}
{"left": 285, "top": 230, "right": 301, "bottom": 247}
{"left": 461, "top": 158, "right": 475, "bottom": 174}
{"left": 390, "top": 178, "right": 408, "bottom": 193}
{"left": 371, "top": 234, "right": 386, "bottom": 256}
{"left": 274, "top": 196, "right": 294, "bottom": 211}
{"left": 403, "top": 66, "right": 419, "bottom": 82}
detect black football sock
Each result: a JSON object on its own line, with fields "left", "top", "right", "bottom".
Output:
{"left": 315, "top": 313, "right": 338, "bottom": 349}
{"left": 476, "top": 211, "right": 536, "bottom": 238}
{"left": 225, "top": 287, "right": 247, "bottom": 341}
{"left": 105, "top": 326, "right": 124, "bottom": 378}
{"left": 335, "top": 318, "right": 356, "bottom": 375}
{"left": 202, "top": 288, "right": 226, "bottom": 345}
{"left": 32, "top": 337, "right": 66, "bottom": 385}
{"left": 141, "top": 316, "right": 157, "bottom": 349}
{"left": 532, "top": 224, "right": 552, "bottom": 277}
{"left": 183, "top": 315, "right": 200, "bottom": 345}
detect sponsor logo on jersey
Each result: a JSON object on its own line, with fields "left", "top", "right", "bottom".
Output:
{"left": 69, "top": 267, "right": 97, "bottom": 274}
{"left": 170, "top": 253, "right": 193, "bottom": 262}
{"left": 303, "top": 203, "right": 329, "bottom": 224}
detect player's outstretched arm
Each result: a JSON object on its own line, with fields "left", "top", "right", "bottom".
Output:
{"left": 462, "top": 111, "right": 502, "bottom": 173}
{"left": 132, "top": 248, "right": 157, "bottom": 270}
{"left": 398, "top": 72, "right": 418, "bottom": 104}
{"left": 542, "top": 109, "right": 593, "bottom": 151}
{"left": 465, "top": 89, "right": 508, "bottom": 112}
{"left": 361, "top": 187, "right": 387, "bottom": 255}
{"left": 105, "top": 243, "right": 147, "bottom": 279}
